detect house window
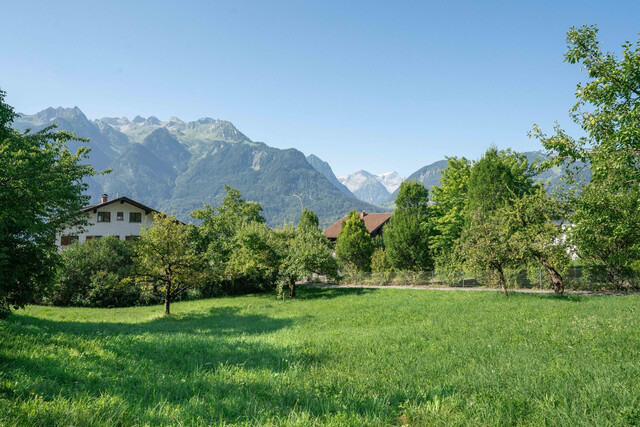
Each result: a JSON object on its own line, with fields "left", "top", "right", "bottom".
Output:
{"left": 129, "top": 212, "right": 142, "bottom": 223}
{"left": 85, "top": 236, "right": 102, "bottom": 240}
{"left": 97, "top": 212, "right": 111, "bottom": 222}
{"left": 117, "top": 212, "right": 124, "bottom": 221}
{"left": 125, "top": 235, "right": 140, "bottom": 241}
{"left": 60, "top": 235, "right": 79, "bottom": 246}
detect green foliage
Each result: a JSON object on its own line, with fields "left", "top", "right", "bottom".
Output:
{"left": 533, "top": 25, "right": 640, "bottom": 187}
{"left": 278, "top": 219, "right": 339, "bottom": 297}
{"left": 430, "top": 157, "right": 471, "bottom": 265}
{"left": 394, "top": 179, "right": 430, "bottom": 214}
{"left": 134, "top": 213, "right": 205, "bottom": 314}
{"left": 226, "top": 221, "right": 280, "bottom": 293}
{"left": 191, "top": 186, "right": 270, "bottom": 293}
{"left": 506, "top": 185, "right": 571, "bottom": 292}
{"left": 298, "top": 208, "right": 319, "bottom": 231}
{"left": 466, "top": 147, "right": 535, "bottom": 213}
{"left": 370, "top": 248, "right": 392, "bottom": 273}
{"left": 370, "top": 248, "right": 393, "bottom": 284}
{"left": 335, "top": 210, "right": 374, "bottom": 272}
{"left": 52, "top": 237, "right": 139, "bottom": 307}
{"left": 569, "top": 182, "right": 640, "bottom": 287}
{"left": 3, "top": 290, "right": 640, "bottom": 425}
{"left": 384, "top": 180, "right": 434, "bottom": 271}
{"left": 531, "top": 26, "right": 640, "bottom": 286}
{"left": 0, "top": 90, "right": 96, "bottom": 316}
{"left": 461, "top": 148, "right": 536, "bottom": 294}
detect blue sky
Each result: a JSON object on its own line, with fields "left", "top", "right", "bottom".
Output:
{"left": 1, "top": 0, "right": 638, "bottom": 177}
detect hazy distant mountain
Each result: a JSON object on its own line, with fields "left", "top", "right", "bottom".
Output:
{"left": 353, "top": 178, "right": 392, "bottom": 206}
{"left": 306, "top": 154, "right": 356, "bottom": 199}
{"left": 338, "top": 170, "right": 403, "bottom": 206}
{"left": 12, "top": 108, "right": 381, "bottom": 227}
{"left": 377, "top": 171, "right": 403, "bottom": 193}
{"left": 13, "top": 106, "right": 126, "bottom": 171}
{"left": 387, "top": 159, "right": 449, "bottom": 202}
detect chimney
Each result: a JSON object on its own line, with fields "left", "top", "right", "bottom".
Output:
{"left": 360, "top": 211, "right": 367, "bottom": 219}
{"left": 101, "top": 194, "right": 108, "bottom": 203}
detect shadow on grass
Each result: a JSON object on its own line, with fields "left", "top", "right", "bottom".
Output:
{"left": 2, "top": 300, "right": 447, "bottom": 423}
{"left": 296, "top": 286, "right": 378, "bottom": 300}
{"left": 2, "top": 308, "right": 317, "bottom": 403}
{"left": 505, "top": 291, "right": 590, "bottom": 303}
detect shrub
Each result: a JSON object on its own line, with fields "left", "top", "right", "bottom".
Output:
{"left": 51, "top": 237, "right": 139, "bottom": 307}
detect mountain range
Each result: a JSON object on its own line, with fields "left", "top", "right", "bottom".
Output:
{"left": 12, "top": 107, "right": 381, "bottom": 227}
{"left": 13, "top": 107, "right": 591, "bottom": 225}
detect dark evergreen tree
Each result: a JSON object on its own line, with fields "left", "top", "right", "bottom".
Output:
{"left": 383, "top": 180, "right": 434, "bottom": 272}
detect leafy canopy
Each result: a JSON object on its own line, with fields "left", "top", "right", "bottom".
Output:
{"left": 383, "top": 180, "right": 434, "bottom": 272}
{"left": 134, "top": 213, "right": 204, "bottom": 314}
{"left": 0, "top": 89, "right": 96, "bottom": 316}
{"left": 335, "top": 210, "right": 374, "bottom": 272}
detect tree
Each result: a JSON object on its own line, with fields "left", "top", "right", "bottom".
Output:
{"left": 569, "top": 182, "right": 640, "bottom": 287}
{"left": 383, "top": 180, "right": 434, "bottom": 271}
{"left": 531, "top": 26, "right": 640, "bottom": 285}
{"left": 430, "top": 157, "right": 472, "bottom": 266}
{"left": 0, "top": 89, "right": 96, "bottom": 317}
{"left": 134, "top": 213, "right": 204, "bottom": 315}
{"left": 335, "top": 210, "right": 374, "bottom": 273}
{"left": 506, "top": 186, "right": 570, "bottom": 293}
{"left": 226, "top": 221, "right": 280, "bottom": 292}
{"left": 461, "top": 207, "right": 515, "bottom": 296}
{"left": 466, "top": 147, "right": 535, "bottom": 213}
{"left": 461, "top": 148, "right": 536, "bottom": 295}
{"left": 52, "top": 236, "right": 139, "bottom": 307}
{"left": 278, "top": 213, "right": 339, "bottom": 298}
{"left": 191, "top": 186, "right": 265, "bottom": 288}
{"left": 277, "top": 210, "right": 338, "bottom": 298}
{"left": 298, "top": 208, "right": 319, "bottom": 231}
{"left": 532, "top": 25, "right": 640, "bottom": 187}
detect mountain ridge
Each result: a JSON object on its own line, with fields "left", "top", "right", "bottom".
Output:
{"left": 12, "top": 107, "right": 382, "bottom": 227}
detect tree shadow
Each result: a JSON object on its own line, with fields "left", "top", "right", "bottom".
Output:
{"left": 506, "top": 291, "right": 589, "bottom": 303}
{"left": 296, "top": 286, "right": 378, "bottom": 300}
{"left": 2, "top": 308, "right": 320, "bottom": 404}
{"left": 1, "top": 298, "right": 470, "bottom": 424}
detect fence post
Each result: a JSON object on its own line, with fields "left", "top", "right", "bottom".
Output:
{"left": 539, "top": 268, "right": 542, "bottom": 290}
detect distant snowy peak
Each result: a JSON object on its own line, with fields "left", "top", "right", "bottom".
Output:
{"left": 377, "top": 171, "right": 403, "bottom": 193}
{"left": 95, "top": 115, "right": 249, "bottom": 144}
{"left": 338, "top": 170, "right": 375, "bottom": 192}
{"left": 339, "top": 170, "right": 403, "bottom": 193}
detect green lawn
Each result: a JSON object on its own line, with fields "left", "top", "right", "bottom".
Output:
{"left": 1, "top": 288, "right": 640, "bottom": 426}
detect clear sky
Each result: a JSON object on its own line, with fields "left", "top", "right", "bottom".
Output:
{"left": 1, "top": 0, "right": 638, "bottom": 177}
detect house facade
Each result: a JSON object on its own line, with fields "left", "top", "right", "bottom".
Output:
{"left": 57, "top": 194, "right": 159, "bottom": 248}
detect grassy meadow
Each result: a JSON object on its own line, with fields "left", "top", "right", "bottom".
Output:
{"left": 1, "top": 287, "right": 640, "bottom": 426}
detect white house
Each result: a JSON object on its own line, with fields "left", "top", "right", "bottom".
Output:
{"left": 57, "top": 194, "right": 159, "bottom": 248}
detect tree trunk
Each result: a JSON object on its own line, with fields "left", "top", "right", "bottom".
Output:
{"left": 497, "top": 267, "right": 508, "bottom": 296}
{"left": 288, "top": 277, "right": 296, "bottom": 298}
{"left": 537, "top": 256, "right": 564, "bottom": 294}
{"left": 164, "top": 284, "right": 171, "bottom": 315}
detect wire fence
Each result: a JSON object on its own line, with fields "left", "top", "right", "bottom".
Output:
{"left": 310, "top": 267, "right": 639, "bottom": 291}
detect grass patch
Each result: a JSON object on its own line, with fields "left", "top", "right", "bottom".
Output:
{"left": 1, "top": 288, "right": 640, "bottom": 425}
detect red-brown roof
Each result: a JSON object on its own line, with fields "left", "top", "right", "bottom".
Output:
{"left": 324, "top": 212, "right": 393, "bottom": 240}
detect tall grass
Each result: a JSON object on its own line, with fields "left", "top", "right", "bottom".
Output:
{"left": 1, "top": 288, "right": 640, "bottom": 425}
